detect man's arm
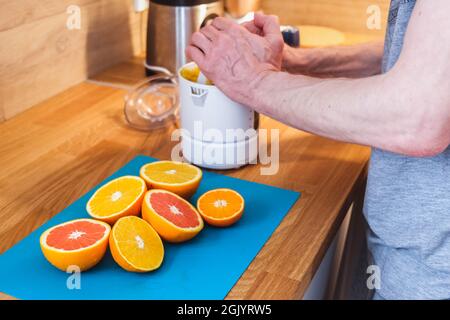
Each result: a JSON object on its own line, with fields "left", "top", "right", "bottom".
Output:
{"left": 188, "top": 0, "right": 450, "bottom": 157}
{"left": 241, "top": 15, "right": 384, "bottom": 78}
{"left": 282, "top": 42, "right": 384, "bottom": 78}
{"left": 249, "top": 0, "right": 450, "bottom": 157}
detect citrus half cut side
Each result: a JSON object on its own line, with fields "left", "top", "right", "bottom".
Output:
{"left": 142, "top": 189, "right": 204, "bottom": 242}
{"left": 140, "top": 161, "right": 202, "bottom": 199}
{"left": 197, "top": 188, "right": 245, "bottom": 227}
{"left": 40, "top": 218, "right": 111, "bottom": 271}
{"left": 109, "top": 216, "right": 164, "bottom": 272}
{"left": 86, "top": 175, "right": 147, "bottom": 224}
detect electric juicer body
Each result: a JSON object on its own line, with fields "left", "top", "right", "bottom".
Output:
{"left": 178, "top": 63, "right": 258, "bottom": 169}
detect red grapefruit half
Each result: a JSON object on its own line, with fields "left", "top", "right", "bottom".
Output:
{"left": 40, "top": 218, "right": 110, "bottom": 271}
{"left": 142, "top": 189, "right": 204, "bottom": 242}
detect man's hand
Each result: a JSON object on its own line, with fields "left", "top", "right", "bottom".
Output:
{"left": 241, "top": 13, "right": 284, "bottom": 69}
{"left": 185, "top": 16, "right": 282, "bottom": 106}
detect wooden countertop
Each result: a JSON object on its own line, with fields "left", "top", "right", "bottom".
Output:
{"left": 0, "top": 58, "right": 370, "bottom": 300}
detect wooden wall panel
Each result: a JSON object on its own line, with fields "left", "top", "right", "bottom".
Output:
{"left": 0, "top": 0, "right": 147, "bottom": 122}
{"left": 262, "top": 0, "right": 390, "bottom": 35}
{"left": 1, "top": 0, "right": 390, "bottom": 122}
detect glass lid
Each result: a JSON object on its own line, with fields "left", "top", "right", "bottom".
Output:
{"left": 124, "top": 74, "right": 178, "bottom": 131}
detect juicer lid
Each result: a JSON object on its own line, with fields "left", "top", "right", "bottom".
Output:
{"left": 124, "top": 74, "right": 179, "bottom": 131}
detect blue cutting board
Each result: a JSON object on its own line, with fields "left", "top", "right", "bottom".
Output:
{"left": 0, "top": 155, "right": 300, "bottom": 300}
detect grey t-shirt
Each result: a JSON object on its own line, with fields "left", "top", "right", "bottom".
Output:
{"left": 364, "top": 0, "right": 450, "bottom": 299}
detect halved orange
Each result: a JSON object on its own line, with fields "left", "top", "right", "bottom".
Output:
{"left": 86, "top": 176, "right": 147, "bottom": 224}
{"left": 40, "top": 219, "right": 111, "bottom": 272}
{"left": 140, "top": 161, "right": 202, "bottom": 199}
{"left": 197, "top": 188, "right": 245, "bottom": 227}
{"left": 109, "top": 216, "right": 164, "bottom": 272}
{"left": 142, "top": 189, "right": 204, "bottom": 242}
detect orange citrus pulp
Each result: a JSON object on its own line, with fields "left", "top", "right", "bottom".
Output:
{"left": 140, "top": 161, "right": 202, "bottom": 199}
{"left": 86, "top": 175, "right": 147, "bottom": 224}
{"left": 109, "top": 216, "right": 164, "bottom": 272}
{"left": 197, "top": 188, "right": 244, "bottom": 227}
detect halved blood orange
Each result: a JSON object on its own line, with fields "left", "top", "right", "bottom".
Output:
{"left": 86, "top": 176, "right": 147, "bottom": 225}
{"left": 196, "top": 188, "right": 244, "bottom": 227}
{"left": 142, "top": 189, "right": 204, "bottom": 242}
{"left": 40, "top": 219, "right": 110, "bottom": 272}
{"left": 139, "top": 161, "right": 202, "bottom": 199}
{"left": 109, "top": 216, "right": 164, "bottom": 272}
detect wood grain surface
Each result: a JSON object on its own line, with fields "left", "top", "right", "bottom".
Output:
{"left": 0, "top": 58, "right": 371, "bottom": 299}
{"left": 262, "top": 0, "right": 390, "bottom": 35}
{"left": 0, "top": 0, "right": 147, "bottom": 122}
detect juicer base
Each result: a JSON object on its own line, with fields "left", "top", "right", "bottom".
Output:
{"left": 181, "top": 133, "right": 258, "bottom": 170}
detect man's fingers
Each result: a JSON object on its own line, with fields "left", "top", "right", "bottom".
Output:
{"left": 253, "top": 13, "right": 283, "bottom": 50}
{"left": 185, "top": 45, "right": 205, "bottom": 67}
{"left": 212, "top": 16, "right": 235, "bottom": 31}
{"left": 200, "top": 24, "right": 220, "bottom": 41}
{"left": 190, "top": 31, "right": 212, "bottom": 54}
{"left": 241, "top": 21, "right": 261, "bottom": 35}
{"left": 254, "top": 13, "right": 280, "bottom": 36}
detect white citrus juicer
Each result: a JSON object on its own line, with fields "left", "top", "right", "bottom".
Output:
{"left": 178, "top": 62, "right": 258, "bottom": 170}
